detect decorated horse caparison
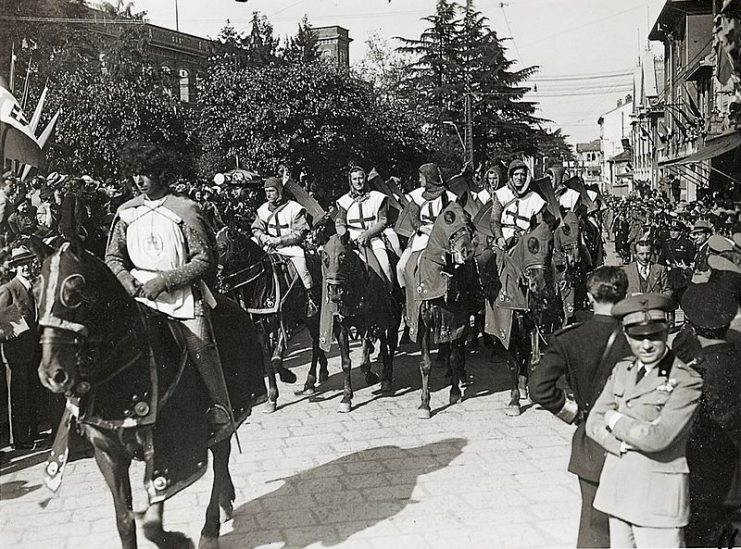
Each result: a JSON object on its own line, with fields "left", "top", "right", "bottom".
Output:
{"left": 34, "top": 239, "right": 263, "bottom": 549}
{"left": 216, "top": 225, "right": 328, "bottom": 411}
{"left": 318, "top": 232, "right": 402, "bottom": 413}
{"left": 402, "top": 201, "right": 480, "bottom": 418}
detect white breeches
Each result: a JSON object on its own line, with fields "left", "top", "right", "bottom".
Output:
{"left": 396, "top": 246, "right": 414, "bottom": 288}
{"left": 286, "top": 254, "right": 313, "bottom": 289}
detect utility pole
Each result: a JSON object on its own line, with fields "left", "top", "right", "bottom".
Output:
{"left": 175, "top": 0, "right": 180, "bottom": 32}
{"left": 464, "top": 0, "right": 474, "bottom": 165}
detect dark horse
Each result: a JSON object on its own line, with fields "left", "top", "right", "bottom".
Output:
{"left": 484, "top": 221, "right": 563, "bottom": 416}
{"left": 34, "top": 240, "right": 261, "bottom": 549}
{"left": 553, "top": 211, "right": 593, "bottom": 324}
{"left": 403, "top": 202, "right": 479, "bottom": 419}
{"left": 216, "top": 226, "right": 328, "bottom": 411}
{"left": 319, "top": 234, "right": 402, "bottom": 413}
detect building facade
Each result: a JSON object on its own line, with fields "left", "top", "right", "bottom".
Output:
{"left": 598, "top": 95, "right": 634, "bottom": 195}
{"left": 575, "top": 140, "right": 602, "bottom": 185}
{"left": 649, "top": 0, "right": 741, "bottom": 201}
{"left": 314, "top": 26, "right": 352, "bottom": 70}
{"left": 630, "top": 51, "right": 665, "bottom": 191}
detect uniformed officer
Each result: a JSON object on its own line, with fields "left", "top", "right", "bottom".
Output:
{"left": 659, "top": 219, "right": 695, "bottom": 321}
{"left": 530, "top": 266, "right": 632, "bottom": 548}
{"left": 690, "top": 220, "right": 713, "bottom": 283}
{"left": 675, "top": 283, "right": 741, "bottom": 547}
{"left": 587, "top": 293, "right": 703, "bottom": 548}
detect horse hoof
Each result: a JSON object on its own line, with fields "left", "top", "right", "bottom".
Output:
{"left": 295, "top": 386, "right": 316, "bottom": 396}
{"left": 450, "top": 393, "right": 462, "bottom": 405}
{"left": 364, "top": 371, "right": 380, "bottom": 386}
{"left": 277, "top": 368, "right": 297, "bottom": 384}
{"left": 417, "top": 407, "right": 431, "bottom": 419}
{"left": 505, "top": 404, "right": 522, "bottom": 416}
{"left": 337, "top": 401, "right": 352, "bottom": 414}
{"left": 318, "top": 370, "right": 329, "bottom": 383}
{"left": 220, "top": 501, "right": 233, "bottom": 523}
{"left": 198, "top": 535, "right": 219, "bottom": 549}
{"left": 263, "top": 401, "right": 277, "bottom": 414}
{"left": 380, "top": 380, "right": 393, "bottom": 395}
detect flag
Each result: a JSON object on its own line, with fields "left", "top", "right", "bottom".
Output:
{"left": 29, "top": 85, "right": 48, "bottom": 133}
{"left": 0, "top": 79, "right": 44, "bottom": 173}
{"left": 20, "top": 108, "right": 59, "bottom": 180}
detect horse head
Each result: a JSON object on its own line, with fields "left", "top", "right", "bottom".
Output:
{"left": 321, "top": 232, "right": 366, "bottom": 305}
{"left": 554, "top": 211, "right": 581, "bottom": 268}
{"left": 514, "top": 221, "right": 554, "bottom": 296}
{"left": 36, "top": 241, "right": 139, "bottom": 396}
{"left": 426, "top": 202, "right": 475, "bottom": 266}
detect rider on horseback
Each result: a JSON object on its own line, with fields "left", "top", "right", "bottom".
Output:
{"left": 549, "top": 166, "right": 581, "bottom": 213}
{"left": 106, "top": 140, "right": 232, "bottom": 426}
{"left": 476, "top": 163, "right": 505, "bottom": 206}
{"left": 251, "top": 175, "right": 320, "bottom": 317}
{"left": 490, "top": 160, "right": 547, "bottom": 251}
{"left": 335, "top": 167, "right": 394, "bottom": 288}
{"left": 396, "top": 163, "right": 458, "bottom": 288}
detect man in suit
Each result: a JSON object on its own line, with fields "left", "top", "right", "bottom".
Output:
{"left": 587, "top": 293, "right": 703, "bottom": 548}
{"left": 690, "top": 220, "right": 713, "bottom": 283}
{"left": 623, "top": 240, "right": 671, "bottom": 297}
{"left": 530, "top": 266, "right": 632, "bottom": 548}
{"left": 1, "top": 245, "right": 41, "bottom": 450}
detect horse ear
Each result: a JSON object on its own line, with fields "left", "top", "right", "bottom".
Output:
{"left": 67, "top": 233, "right": 85, "bottom": 257}
{"left": 339, "top": 231, "right": 350, "bottom": 247}
{"left": 25, "top": 235, "right": 54, "bottom": 262}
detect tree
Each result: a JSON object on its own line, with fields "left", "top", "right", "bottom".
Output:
{"left": 198, "top": 59, "right": 429, "bottom": 201}
{"left": 396, "top": 0, "right": 546, "bottom": 170}
{"left": 283, "top": 15, "right": 320, "bottom": 64}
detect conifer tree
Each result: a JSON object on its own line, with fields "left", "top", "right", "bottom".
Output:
{"left": 283, "top": 15, "right": 320, "bottom": 64}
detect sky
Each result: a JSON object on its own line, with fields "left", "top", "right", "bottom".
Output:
{"left": 129, "top": 0, "right": 667, "bottom": 147}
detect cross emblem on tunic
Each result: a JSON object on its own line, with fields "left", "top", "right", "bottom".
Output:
{"left": 268, "top": 220, "right": 290, "bottom": 236}
{"left": 347, "top": 202, "right": 375, "bottom": 230}
{"left": 420, "top": 202, "right": 436, "bottom": 224}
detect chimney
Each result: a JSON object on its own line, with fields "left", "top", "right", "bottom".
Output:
{"left": 617, "top": 99, "right": 623, "bottom": 107}
{"left": 625, "top": 93, "right": 632, "bottom": 103}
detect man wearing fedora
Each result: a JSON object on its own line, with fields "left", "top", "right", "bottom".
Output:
{"left": 0, "top": 246, "right": 41, "bottom": 450}
{"left": 587, "top": 293, "right": 703, "bottom": 548}
{"left": 623, "top": 240, "right": 671, "bottom": 297}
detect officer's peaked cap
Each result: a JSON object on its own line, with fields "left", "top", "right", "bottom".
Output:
{"left": 611, "top": 293, "right": 673, "bottom": 336}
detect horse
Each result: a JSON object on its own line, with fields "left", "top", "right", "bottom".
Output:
{"left": 483, "top": 221, "right": 564, "bottom": 416}
{"left": 553, "top": 211, "right": 593, "bottom": 324}
{"left": 215, "top": 226, "right": 328, "bottom": 412}
{"left": 34, "top": 239, "right": 262, "bottom": 549}
{"left": 403, "top": 202, "right": 479, "bottom": 419}
{"left": 319, "top": 233, "right": 402, "bottom": 413}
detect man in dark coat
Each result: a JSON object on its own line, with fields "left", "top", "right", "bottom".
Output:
{"left": 624, "top": 240, "right": 671, "bottom": 297}
{"left": 0, "top": 246, "right": 41, "bottom": 450}
{"left": 530, "top": 266, "right": 631, "bottom": 547}
{"left": 675, "top": 283, "right": 741, "bottom": 547}
{"left": 659, "top": 219, "right": 695, "bottom": 323}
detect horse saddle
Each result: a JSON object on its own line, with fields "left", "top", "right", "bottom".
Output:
{"left": 243, "top": 253, "right": 302, "bottom": 314}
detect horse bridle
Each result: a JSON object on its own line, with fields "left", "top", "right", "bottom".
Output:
{"left": 448, "top": 225, "right": 473, "bottom": 264}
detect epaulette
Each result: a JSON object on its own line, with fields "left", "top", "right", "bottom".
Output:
{"left": 551, "top": 322, "right": 583, "bottom": 338}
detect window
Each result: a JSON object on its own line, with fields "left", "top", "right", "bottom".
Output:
{"left": 179, "top": 69, "right": 189, "bottom": 103}
{"left": 161, "top": 66, "right": 173, "bottom": 96}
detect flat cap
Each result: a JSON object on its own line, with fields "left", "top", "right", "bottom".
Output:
{"left": 682, "top": 282, "right": 737, "bottom": 330}
{"left": 690, "top": 219, "right": 713, "bottom": 233}
{"left": 263, "top": 176, "right": 282, "bottom": 190}
{"left": 612, "top": 293, "right": 673, "bottom": 336}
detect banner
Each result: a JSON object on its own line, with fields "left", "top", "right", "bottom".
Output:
{"left": 0, "top": 79, "right": 43, "bottom": 174}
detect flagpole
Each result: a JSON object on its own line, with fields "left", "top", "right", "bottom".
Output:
{"left": 9, "top": 43, "right": 15, "bottom": 93}
{"left": 175, "top": 0, "right": 180, "bottom": 32}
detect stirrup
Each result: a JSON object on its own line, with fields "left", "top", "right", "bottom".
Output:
{"left": 206, "top": 403, "right": 231, "bottom": 425}
{"left": 306, "top": 298, "right": 319, "bottom": 318}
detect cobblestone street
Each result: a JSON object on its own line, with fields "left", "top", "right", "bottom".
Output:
{"left": 1, "top": 326, "right": 581, "bottom": 548}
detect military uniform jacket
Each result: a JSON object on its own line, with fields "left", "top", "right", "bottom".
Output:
{"left": 587, "top": 352, "right": 703, "bottom": 528}
{"left": 0, "top": 276, "right": 39, "bottom": 364}
{"left": 659, "top": 236, "right": 695, "bottom": 289}
{"left": 623, "top": 261, "right": 671, "bottom": 296}
{"left": 529, "top": 314, "right": 631, "bottom": 482}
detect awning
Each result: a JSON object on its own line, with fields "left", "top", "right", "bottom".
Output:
{"left": 660, "top": 131, "right": 741, "bottom": 166}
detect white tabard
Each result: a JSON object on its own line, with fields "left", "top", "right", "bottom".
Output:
{"left": 557, "top": 188, "right": 581, "bottom": 211}
{"left": 119, "top": 198, "right": 194, "bottom": 319}
{"left": 494, "top": 186, "right": 546, "bottom": 240}
{"left": 256, "top": 200, "right": 306, "bottom": 257}
{"left": 407, "top": 187, "right": 458, "bottom": 252}
{"left": 337, "top": 190, "right": 387, "bottom": 251}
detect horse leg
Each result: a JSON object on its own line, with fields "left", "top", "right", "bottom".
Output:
{"left": 505, "top": 339, "right": 523, "bottom": 417}
{"left": 92, "top": 446, "right": 137, "bottom": 549}
{"left": 317, "top": 346, "right": 329, "bottom": 383}
{"left": 360, "top": 336, "right": 380, "bottom": 386}
{"left": 272, "top": 321, "right": 297, "bottom": 384}
{"left": 199, "top": 438, "right": 233, "bottom": 549}
{"left": 259, "top": 330, "right": 279, "bottom": 414}
{"left": 418, "top": 326, "right": 432, "bottom": 419}
{"left": 379, "top": 331, "right": 394, "bottom": 395}
{"left": 336, "top": 322, "right": 353, "bottom": 413}
{"left": 449, "top": 339, "right": 464, "bottom": 405}
{"left": 142, "top": 502, "right": 192, "bottom": 549}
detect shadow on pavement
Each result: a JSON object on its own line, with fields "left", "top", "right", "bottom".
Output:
{"left": 223, "top": 438, "right": 467, "bottom": 548}
{"left": 0, "top": 479, "right": 42, "bottom": 500}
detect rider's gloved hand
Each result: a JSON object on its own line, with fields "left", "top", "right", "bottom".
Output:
{"left": 495, "top": 237, "right": 507, "bottom": 250}
{"left": 141, "top": 275, "right": 168, "bottom": 300}
{"left": 356, "top": 232, "right": 370, "bottom": 246}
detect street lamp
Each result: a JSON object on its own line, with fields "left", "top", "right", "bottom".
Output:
{"left": 443, "top": 121, "right": 465, "bottom": 158}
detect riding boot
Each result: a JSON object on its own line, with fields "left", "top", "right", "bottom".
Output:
{"left": 305, "top": 287, "right": 319, "bottom": 318}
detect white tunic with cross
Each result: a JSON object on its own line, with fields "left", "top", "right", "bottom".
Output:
{"left": 337, "top": 190, "right": 388, "bottom": 251}
{"left": 494, "top": 186, "right": 546, "bottom": 241}
{"left": 255, "top": 200, "right": 306, "bottom": 257}
{"left": 406, "top": 187, "right": 458, "bottom": 252}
